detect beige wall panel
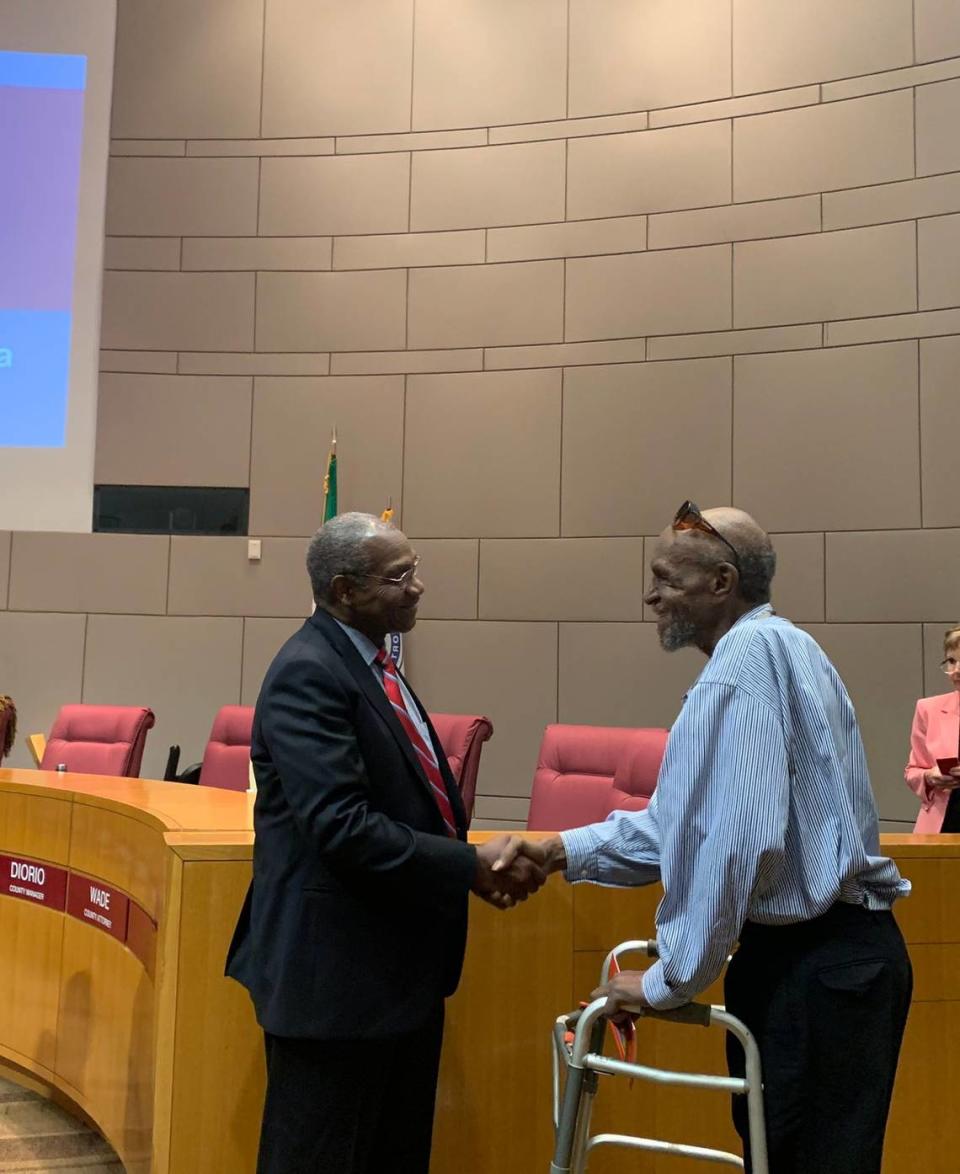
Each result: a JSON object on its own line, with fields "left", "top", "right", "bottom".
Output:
{"left": 923, "top": 623, "right": 960, "bottom": 698}
{"left": 649, "top": 196, "right": 821, "bottom": 251}
{"left": 259, "top": 154, "right": 410, "bottom": 237}
{"left": 83, "top": 615, "right": 243, "bottom": 779}
{"left": 408, "top": 261, "right": 563, "bottom": 349}
{"left": 333, "top": 231, "right": 484, "bottom": 271}
{"left": 488, "top": 217, "right": 647, "bottom": 264}
{"left": 100, "top": 351, "right": 178, "bottom": 375}
{"left": 0, "top": 613, "right": 86, "bottom": 771}
{"left": 470, "top": 817, "right": 526, "bottom": 831}
{"left": 182, "top": 238, "right": 332, "bottom": 272}
{"left": 95, "top": 374, "right": 252, "bottom": 488}
{"left": 472, "top": 796, "right": 529, "bottom": 822}
{"left": 112, "top": 0, "right": 263, "bottom": 138}
{"left": 249, "top": 376, "right": 404, "bottom": 537}
{"left": 562, "top": 358, "right": 731, "bottom": 536}
{"left": 485, "top": 339, "right": 647, "bottom": 370}
{"left": 0, "top": 532, "right": 9, "bottom": 609}
{"left": 734, "top": 223, "right": 916, "bottom": 328}
{"left": 187, "top": 136, "right": 334, "bottom": 157}
{"left": 180, "top": 353, "right": 330, "bottom": 377}
{"left": 409, "top": 540, "right": 479, "bottom": 621}
{"left": 804, "top": 623, "right": 922, "bottom": 822}
{"left": 479, "top": 538, "right": 645, "bottom": 621}
{"left": 412, "top": 0, "right": 567, "bottom": 131}
{"left": 732, "top": 0, "right": 913, "bottom": 93}
{"left": 262, "top": 0, "right": 413, "bottom": 137}
{"left": 559, "top": 622, "right": 701, "bottom": 730}
{"left": 104, "top": 238, "right": 181, "bottom": 271}
{"left": 100, "top": 272, "right": 255, "bottom": 352}
{"left": 489, "top": 111, "right": 648, "bottom": 146}
{"left": 734, "top": 342, "right": 921, "bottom": 532}
{"left": 8, "top": 534, "right": 169, "bottom": 616}
{"left": 569, "top": 0, "right": 731, "bottom": 117}
{"left": 566, "top": 245, "right": 731, "bottom": 342}
{"left": 823, "top": 57, "right": 960, "bottom": 102}
{"left": 168, "top": 538, "right": 313, "bottom": 618}
{"left": 917, "top": 79, "right": 960, "bottom": 176}
{"left": 242, "top": 618, "right": 305, "bottom": 704}
{"left": 734, "top": 91, "right": 914, "bottom": 203}
{"left": 647, "top": 324, "right": 821, "bottom": 362}
{"left": 256, "top": 271, "right": 407, "bottom": 352}
{"left": 826, "top": 306, "right": 960, "bottom": 346}
{"left": 769, "top": 533, "right": 825, "bottom": 623}
{"left": 411, "top": 141, "right": 565, "bottom": 232}
{"left": 404, "top": 620, "right": 558, "bottom": 799}
{"left": 337, "top": 129, "right": 486, "bottom": 155}
{"left": 330, "top": 349, "right": 482, "bottom": 376}
{"left": 403, "top": 370, "right": 561, "bottom": 538}
{"left": 650, "top": 86, "right": 820, "bottom": 130}
{"left": 567, "top": 122, "right": 731, "bottom": 221}
{"left": 111, "top": 140, "right": 186, "bottom": 157}
{"left": 106, "top": 158, "right": 258, "bottom": 237}
{"left": 919, "top": 212, "right": 960, "bottom": 309}
{"left": 916, "top": 1, "right": 960, "bottom": 63}
{"left": 826, "top": 530, "right": 960, "bottom": 622}
{"left": 823, "top": 173, "right": 960, "bottom": 231}
{"left": 921, "top": 337, "right": 960, "bottom": 529}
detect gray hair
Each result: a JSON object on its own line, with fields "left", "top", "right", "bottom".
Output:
{"left": 737, "top": 544, "right": 777, "bottom": 605}
{"left": 306, "top": 512, "right": 391, "bottom": 604}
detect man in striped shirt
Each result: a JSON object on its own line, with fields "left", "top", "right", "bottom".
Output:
{"left": 501, "top": 503, "right": 912, "bottom": 1174}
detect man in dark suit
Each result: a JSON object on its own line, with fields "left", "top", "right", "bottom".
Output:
{"left": 226, "top": 511, "right": 541, "bottom": 1174}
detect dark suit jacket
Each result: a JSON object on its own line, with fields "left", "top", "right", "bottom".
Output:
{"left": 226, "top": 608, "right": 477, "bottom": 1039}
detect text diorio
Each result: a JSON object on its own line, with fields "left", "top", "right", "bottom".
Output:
{"left": 9, "top": 860, "right": 45, "bottom": 885}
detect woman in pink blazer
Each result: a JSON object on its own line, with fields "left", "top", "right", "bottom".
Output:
{"left": 906, "top": 625, "right": 960, "bottom": 832}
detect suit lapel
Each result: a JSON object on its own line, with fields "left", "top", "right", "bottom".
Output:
{"left": 308, "top": 610, "right": 459, "bottom": 828}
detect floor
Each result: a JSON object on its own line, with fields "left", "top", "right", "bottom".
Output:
{"left": 0, "top": 1077, "right": 123, "bottom": 1173}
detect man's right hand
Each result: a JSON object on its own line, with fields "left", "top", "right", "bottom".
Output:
{"left": 472, "top": 835, "right": 547, "bottom": 909}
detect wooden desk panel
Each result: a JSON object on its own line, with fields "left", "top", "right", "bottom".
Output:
{"left": 0, "top": 901, "right": 64, "bottom": 1071}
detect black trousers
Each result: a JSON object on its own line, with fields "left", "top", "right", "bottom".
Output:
{"left": 256, "top": 1004, "right": 445, "bottom": 1174}
{"left": 724, "top": 903, "right": 912, "bottom": 1174}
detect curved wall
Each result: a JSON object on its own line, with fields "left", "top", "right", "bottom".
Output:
{"left": 1, "top": 0, "right": 959, "bottom": 828}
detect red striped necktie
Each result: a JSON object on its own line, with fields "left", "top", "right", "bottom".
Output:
{"left": 374, "top": 647, "right": 457, "bottom": 837}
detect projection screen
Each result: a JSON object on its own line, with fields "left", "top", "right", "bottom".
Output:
{"left": 0, "top": 0, "right": 116, "bottom": 531}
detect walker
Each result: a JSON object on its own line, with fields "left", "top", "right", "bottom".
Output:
{"left": 550, "top": 939, "right": 768, "bottom": 1173}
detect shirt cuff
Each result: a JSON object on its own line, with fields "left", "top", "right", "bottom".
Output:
{"left": 559, "top": 826, "right": 600, "bottom": 882}
{"left": 641, "top": 963, "right": 686, "bottom": 1011}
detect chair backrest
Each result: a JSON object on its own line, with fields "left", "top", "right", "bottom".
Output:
{"left": 428, "top": 712, "right": 494, "bottom": 825}
{"left": 526, "top": 723, "right": 670, "bottom": 831}
{"left": 198, "top": 705, "right": 254, "bottom": 791}
{"left": 605, "top": 727, "right": 670, "bottom": 816}
{"left": 0, "top": 696, "right": 16, "bottom": 762}
{"left": 39, "top": 704, "right": 155, "bottom": 778}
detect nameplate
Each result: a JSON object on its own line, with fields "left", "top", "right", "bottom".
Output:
{"left": 0, "top": 854, "right": 68, "bottom": 910}
{"left": 66, "top": 871, "right": 130, "bottom": 943}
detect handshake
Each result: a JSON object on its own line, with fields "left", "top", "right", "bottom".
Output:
{"left": 471, "top": 834, "right": 567, "bottom": 910}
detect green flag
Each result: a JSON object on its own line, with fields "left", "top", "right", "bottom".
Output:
{"left": 322, "top": 430, "right": 337, "bottom": 522}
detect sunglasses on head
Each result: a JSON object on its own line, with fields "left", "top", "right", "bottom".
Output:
{"left": 672, "top": 500, "right": 741, "bottom": 572}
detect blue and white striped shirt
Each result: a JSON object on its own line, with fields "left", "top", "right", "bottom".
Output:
{"left": 561, "top": 604, "right": 910, "bottom": 1010}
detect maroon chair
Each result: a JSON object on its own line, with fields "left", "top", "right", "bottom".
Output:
{"left": 604, "top": 727, "right": 670, "bottom": 816}
{"left": 428, "top": 712, "right": 494, "bottom": 825}
{"left": 526, "top": 723, "right": 669, "bottom": 831}
{"left": 197, "top": 705, "right": 254, "bottom": 791}
{"left": 39, "top": 704, "right": 155, "bottom": 777}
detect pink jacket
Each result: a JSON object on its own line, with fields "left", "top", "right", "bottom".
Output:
{"left": 905, "top": 691, "right": 960, "bottom": 833}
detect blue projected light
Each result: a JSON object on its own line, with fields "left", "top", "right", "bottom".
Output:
{"left": 0, "top": 50, "right": 86, "bottom": 448}
{"left": 0, "top": 312, "right": 72, "bottom": 447}
{"left": 0, "top": 50, "right": 86, "bottom": 89}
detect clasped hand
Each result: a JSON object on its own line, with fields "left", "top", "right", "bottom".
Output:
{"left": 471, "top": 834, "right": 563, "bottom": 910}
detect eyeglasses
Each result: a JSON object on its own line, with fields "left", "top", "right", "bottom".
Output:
{"left": 672, "top": 501, "right": 741, "bottom": 572}
{"left": 941, "top": 656, "right": 960, "bottom": 675}
{"left": 359, "top": 555, "right": 421, "bottom": 590}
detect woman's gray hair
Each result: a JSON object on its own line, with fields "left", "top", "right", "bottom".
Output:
{"left": 306, "top": 512, "right": 391, "bottom": 603}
